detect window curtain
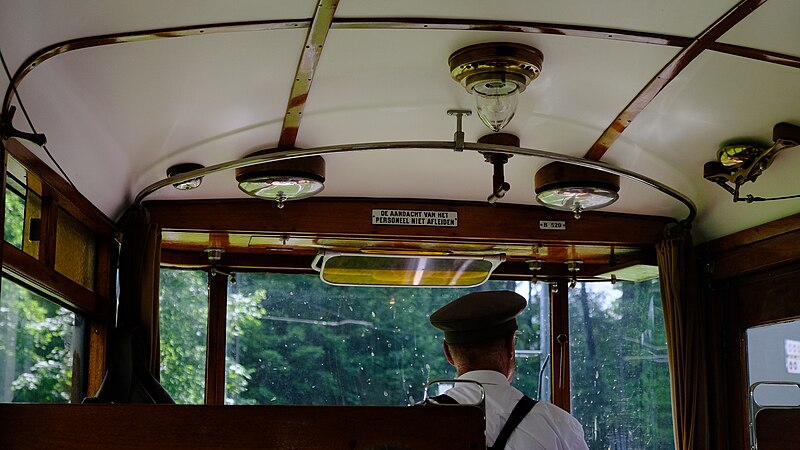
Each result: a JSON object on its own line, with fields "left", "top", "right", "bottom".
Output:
{"left": 656, "top": 230, "right": 710, "bottom": 450}
{"left": 117, "top": 207, "right": 162, "bottom": 377}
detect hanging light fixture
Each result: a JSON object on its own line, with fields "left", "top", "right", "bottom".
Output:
{"left": 534, "top": 162, "right": 620, "bottom": 219}
{"left": 449, "top": 42, "right": 543, "bottom": 132}
{"left": 235, "top": 153, "right": 325, "bottom": 208}
{"left": 166, "top": 163, "right": 205, "bottom": 190}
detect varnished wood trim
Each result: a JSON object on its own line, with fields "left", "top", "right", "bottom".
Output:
{"left": 39, "top": 185, "right": 58, "bottom": 269}
{"left": 0, "top": 404, "right": 485, "bottom": 450}
{"left": 145, "top": 198, "right": 673, "bottom": 246}
{"left": 706, "top": 230, "right": 800, "bottom": 280}
{"left": 583, "top": 0, "right": 768, "bottom": 160}
{"left": 205, "top": 273, "right": 228, "bottom": 405}
{"left": 550, "top": 280, "right": 571, "bottom": 411}
{"left": 704, "top": 211, "right": 800, "bottom": 254}
{"left": 710, "top": 42, "right": 800, "bottom": 70}
{"left": 2, "top": 242, "right": 99, "bottom": 315}
{"left": 161, "top": 249, "right": 651, "bottom": 281}
{"left": 710, "top": 263, "right": 800, "bottom": 449}
{"left": 86, "top": 317, "right": 108, "bottom": 398}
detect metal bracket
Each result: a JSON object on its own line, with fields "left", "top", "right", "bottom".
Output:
{"left": 447, "top": 109, "right": 471, "bottom": 152}
{"left": 0, "top": 106, "right": 47, "bottom": 146}
{"left": 484, "top": 152, "right": 512, "bottom": 203}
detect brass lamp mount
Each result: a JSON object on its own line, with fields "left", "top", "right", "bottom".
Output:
{"left": 704, "top": 122, "right": 800, "bottom": 203}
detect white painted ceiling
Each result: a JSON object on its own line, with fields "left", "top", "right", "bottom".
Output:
{"left": 1, "top": 0, "right": 799, "bottom": 242}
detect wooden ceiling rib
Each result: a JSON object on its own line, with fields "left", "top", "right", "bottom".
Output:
{"left": 583, "top": 0, "right": 769, "bottom": 161}
{"left": 277, "top": 0, "right": 340, "bottom": 149}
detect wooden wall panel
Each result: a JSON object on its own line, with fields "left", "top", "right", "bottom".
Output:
{"left": 0, "top": 404, "right": 485, "bottom": 450}
{"left": 705, "top": 222, "right": 800, "bottom": 450}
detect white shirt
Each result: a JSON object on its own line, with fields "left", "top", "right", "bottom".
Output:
{"left": 443, "top": 370, "right": 589, "bottom": 450}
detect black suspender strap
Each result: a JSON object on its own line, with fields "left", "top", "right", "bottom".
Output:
{"left": 488, "top": 395, "right": 538, "bottom": 450}
{"left": 430, "top": 393, "right": 459, "bottom": 404}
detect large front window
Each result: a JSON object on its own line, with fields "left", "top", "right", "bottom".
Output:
{"left": 223, "top": 274, "right": 548, "bottom": 406}
{"left": 159, "top": 269, "right": 674, "bottom": 449}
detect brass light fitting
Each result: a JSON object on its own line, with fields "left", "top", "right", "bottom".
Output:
{"left": 449, "top": 42, "right": 543, "bottom": 132}
{"left": 535, "top": 162, "right": 620, "bottom": 219}
{"left": 235, "top": 153, "right": 326, "bottom": 208}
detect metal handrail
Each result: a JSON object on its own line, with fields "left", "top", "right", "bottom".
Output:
{"left": 748, "top": 381, "right": 800, "bottom": 450}
{"left": 131, "top": 140, "right": 697, "bottom": 226}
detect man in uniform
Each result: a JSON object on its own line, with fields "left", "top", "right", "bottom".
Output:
{"left": 429, "top": 290, "right": 589, "bottom": 450}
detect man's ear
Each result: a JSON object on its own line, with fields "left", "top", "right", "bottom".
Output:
{"left": 506, "top": 334, "right": 516, "bottom": 359}
{"left": 443, "top": 341, "right": 456, "bottom": 367}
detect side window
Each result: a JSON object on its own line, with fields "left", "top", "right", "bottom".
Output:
{"left": 569, "top": 280, "right": 674, "bottom": 449}
{"left": 159, "top": 268, "right": 209, "bottom": 404}
{"left": 0, "top": 276, "right": 84, "bottom": 403}
{"left": 747, "top": 320, "right": 800, "bottom": 409}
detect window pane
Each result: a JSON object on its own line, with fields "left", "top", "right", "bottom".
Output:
{"left": 0, "top": 277, "right": 81, "bottom": 403}
{"left": 224, "top": 274, "right": 549, "bottom": 406}
{"left": 4, "top": 155, "right": 27, "bottom": 249}
{"left": 569, "top": 280, "right": 674, "bottom": 449}
{"left": 4, "top": 185, "right": 25, "bottom": 249}
{"left": 159, "top": 268, "right": 208, "bottom": 404}
{"left": 747, "top": 320, "right": 800, "bottom": 407}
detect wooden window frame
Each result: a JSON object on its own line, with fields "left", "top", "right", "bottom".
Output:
{"left": 2, "top": 139, "right": 118, "bottom": 399}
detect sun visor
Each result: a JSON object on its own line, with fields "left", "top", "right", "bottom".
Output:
{"left": 312, "top": 251, "right": 505, "bottom": 287}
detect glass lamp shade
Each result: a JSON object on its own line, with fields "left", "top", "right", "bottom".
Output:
{"left": 235, "top": 155, "right": 325, "bottom": 203}
{"left": 473, "top": 80, "right": 519, "bottom": 132}
{"left": 173, "top": 177, "right": 203, "bottom": 190}
{"left": 534, "top": 161, "right": 620, "bottom": 218}
{"left": 166, "top": 163, "right": 205, "bottom": 190}
{"left": 237, "top": 175, "right": 324, "bottom": 201}
{"left": 536, "top": 186, "right": 619, "bottom": 212}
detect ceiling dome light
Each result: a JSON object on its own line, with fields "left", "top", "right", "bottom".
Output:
{"left": 166, "top": 163, "right": 205, "bottom": 190}
{"left": 235, "top": 154, "right": 325, "bottom": 208}
{"left": 534, "top": 162, "right": 620, "bottom": 219}
{"left": 449, "top": 42, "right": 543, "bottom": 132}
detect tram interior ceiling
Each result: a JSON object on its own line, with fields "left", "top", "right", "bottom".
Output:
{"left": 2, "top": 1, "right": 800, "bottom": 449}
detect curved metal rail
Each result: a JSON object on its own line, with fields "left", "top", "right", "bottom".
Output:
{"left": 132, "top": 140, "right": 697, "bottom": 226}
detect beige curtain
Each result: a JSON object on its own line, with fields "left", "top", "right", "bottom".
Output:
{"left": 656, "top": 231, "right": 709, "bottom": 450}
{"left": 117, "top": 207, "right": 162, "bottom": 377}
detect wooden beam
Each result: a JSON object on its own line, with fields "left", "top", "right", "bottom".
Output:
{"left": 2, "top": 242, "right": 99, "bottom": 315}
{"left": 205, "top": 272, "right": 228, "bottom": 405}
{"left": 550, "top": 280, "right": 571, "bottom": 411}
{"left": 145, "top": 198, "right": 672, "bottom": 246}
{"left": 583, "top": 0, "right": 768, "bottom": 160}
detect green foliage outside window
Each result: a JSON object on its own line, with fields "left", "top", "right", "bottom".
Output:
{"left": 4, "top": 185, "right": 25, "bottom": 248}
{"left": 158, "top": 269, "right": 673, "bottom": 449}
{"left": 570, "top": 280, "right": 674, "bottom": 450}
{"left": 0, "top": 278, "right": 78, "bottom": 403}
{"left": 159, "top": 269, "right": 209, "bottom": 404}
